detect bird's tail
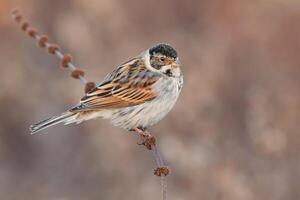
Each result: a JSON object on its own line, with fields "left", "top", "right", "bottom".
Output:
{"left": 29, "top": 112, "right": 77, "bottom": 134}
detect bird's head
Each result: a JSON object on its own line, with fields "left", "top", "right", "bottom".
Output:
{"left": 144, "top": 43, "right": 182, "bottom": 77}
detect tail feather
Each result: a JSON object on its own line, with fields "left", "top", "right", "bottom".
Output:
{"left": 29, "top": 112, "right": 76, "bottom": 134}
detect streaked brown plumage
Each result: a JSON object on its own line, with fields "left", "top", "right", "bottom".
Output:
{"left": 30, "top": 43, "right": 183, "bottom": 134}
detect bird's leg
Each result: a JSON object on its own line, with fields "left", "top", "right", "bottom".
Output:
{"left": 131, "top": 127, "right": 156, "bottom": 150}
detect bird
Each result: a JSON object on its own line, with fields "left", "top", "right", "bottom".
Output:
{"left": 29, "top": 43, "right": 183, "bottom": 135}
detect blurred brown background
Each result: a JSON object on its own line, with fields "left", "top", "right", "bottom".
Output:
{"left": 1, "top": 0, "right": 300, "bottom": 199}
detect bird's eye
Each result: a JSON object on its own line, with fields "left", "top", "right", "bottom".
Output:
{"left": 160, "top": 57, "right": 165, "bottom": 62}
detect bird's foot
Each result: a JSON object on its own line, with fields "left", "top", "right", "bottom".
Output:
{"left": 131, "top": 127, "right": 156, "bottom": 150}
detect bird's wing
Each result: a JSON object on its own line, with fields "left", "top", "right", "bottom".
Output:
{"left": 70, "top": 58, "right": 161, "bottom": 111}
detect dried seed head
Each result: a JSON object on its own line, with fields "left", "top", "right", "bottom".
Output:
{"left": 12, "top": 9, "right": 89, "bottom": 87}
{"left": 154, "top": 167, "right": 170, "bottom": 177}
{"left": 38, "top": 35, "right": 48, "bottom": 48}
{"left": 85, "top": 81, "right": 96, "bottom": 93}
{"left": 27, "top": 28, "right": 38, "bottom": 38}
{"left": 47, "top": 44, "right": 60, "bottom": 54}
{"left": 141, "top": 135, "right": 156, "bottom": 150}
{"left": 61, "top": 54, "right": 72, "bottom": 68}
{"left": 21, "top": 21, "right": 29, "bottom": 31}
{"left": 71, "top": 69, "right": 85, "bottom": 79}
{"left": 14, "top": 14, "right": 22, "bottom": 23}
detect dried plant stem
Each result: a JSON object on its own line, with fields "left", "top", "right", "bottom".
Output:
{"left": 133, "top": 128, "right": 170, "bottom": 200}
{"left": 152, "top": 144, "right": 168, "bottom": 200}
{"left": 12, "top": 9, "right": 170, "bottom": 200}
{"left": 41, "top": 36, "right": 87, "bottom": 84}
{"left": 11, "top": 9, "right": 95, "bottom": 93}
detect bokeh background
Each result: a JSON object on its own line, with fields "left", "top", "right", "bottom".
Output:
{"left": 1, "top": 0, "right": 300, "bottom": 199}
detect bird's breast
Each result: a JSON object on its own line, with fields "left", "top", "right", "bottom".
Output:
{"left": 110, "top": 76, "right": 183, "bottom": 130}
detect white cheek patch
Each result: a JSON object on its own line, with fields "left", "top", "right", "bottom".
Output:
{"left": 161, "top": 65, "right": 172, "bottom": 71}
{"left": 142, "top": 51, "right": 151, "bottom": 68}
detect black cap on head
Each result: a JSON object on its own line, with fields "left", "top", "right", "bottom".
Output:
{"left": 149, "top": 43, "right": 178, "bottom": 58}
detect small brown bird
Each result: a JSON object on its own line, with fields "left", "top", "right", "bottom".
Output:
{"left": 30, "top": 43, "right": 183, "bottom": 134}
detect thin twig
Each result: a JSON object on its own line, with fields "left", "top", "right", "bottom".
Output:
{"left": 152, "top": 144, "right": 168, "bottom": 200}
{"left": 134, "top": 128, "right": 170, "bottom": 200}
{"left": 11, "top": 9, "right": 95, "bottom": 93}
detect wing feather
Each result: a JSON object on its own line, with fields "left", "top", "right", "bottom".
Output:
{"left": 70, "top": 58, "right": 160, "bottom": 111}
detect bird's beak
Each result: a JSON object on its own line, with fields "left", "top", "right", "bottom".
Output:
{"left": 172, "top": 58, "right": 181, "bottom": 69}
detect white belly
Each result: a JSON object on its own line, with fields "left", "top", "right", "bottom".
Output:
{"left": 109, "top": 76, "right": 183, "bottom": 130}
